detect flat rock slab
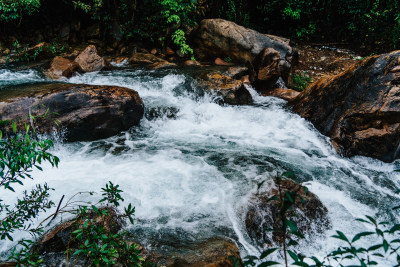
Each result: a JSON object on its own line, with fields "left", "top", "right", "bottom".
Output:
{"left": 0, "top": 83, "right": 144, "bottom": 141}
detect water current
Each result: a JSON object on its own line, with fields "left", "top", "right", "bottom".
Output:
{"left": 0, "top": 66, "right": 399, "bottom": 265}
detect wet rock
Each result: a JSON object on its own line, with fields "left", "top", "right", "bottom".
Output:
{"left": 0, "top": 263, "right": 16, "bottom": 267}
{"left": 292, "top": 51, "right": 400, "bottom": 162}
{"left": 192, "top": 19, "right": 295, "bottom": 68}
{"left": 129, "top": 53, "right": 176, "bottom": 70}
{"left": 0, "top": 83, "right": 144, "bottom": 142}
{"left": 224, "top": 66, "right": 248, "bottom": 79}
{"left": 147, "top": 237, "right": 242, "bottom": 267}
{"left": 184, "top": 60, "right": 201, "bottom": 66}
{"left": 215, "top": 57, "right": 234, "bottom": 66}
{"left": 47, "top": 56, "right": 81, "bottom": 79}
{"left": 262, "top": 88, "right": 300, "bottom": 102}
{"left": 245, "top": 179, "right": 330, "bottom": 247}
{"left": 197, "top": 72, "right": 252, "bottom": 105}
{"left": 146, "top": 106, "right": 179, "bottom": 120}
{"left": 166, "top": 47, "right": 175, "bottom": 56}
{"left": 74, "top": 45, "right": 106, "bottom": 72}
{"left": 249, "top": 48, "right": 282, "bottom": 93}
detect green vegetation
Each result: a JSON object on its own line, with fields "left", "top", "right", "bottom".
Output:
{"left": 0, "top": 121, "right": 142, "bottom": 266}
{"left": 243, "top": 173, "right": 400, "bottom": 267}
{"left": 1, "top": 0, "right": 399, "bottom": 55}
{"left": 291, "top": 72, "right": 311, "bottom": 92}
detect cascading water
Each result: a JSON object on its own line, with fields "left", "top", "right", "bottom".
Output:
{"left": 0, "top": 66, "right": 399, "bottom": 266}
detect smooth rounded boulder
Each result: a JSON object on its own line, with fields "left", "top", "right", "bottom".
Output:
{"left": 292, "top": 51, "right": 400, "bottom": 162}
{"left": 0, "top": 83, "right": 144, "bottom": 141}
{"left": 245, "top": 179, "right": 330, "bottom": 246}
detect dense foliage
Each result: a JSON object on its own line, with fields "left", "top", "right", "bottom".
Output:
{"left": 0, "top": 0, "right": 398, "bottom": 54}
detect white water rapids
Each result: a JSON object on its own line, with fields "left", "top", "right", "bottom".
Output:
{"left": 0, "top": 67, "right": 399, "bottom": 265}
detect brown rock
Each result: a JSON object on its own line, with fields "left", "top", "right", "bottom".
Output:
{"left": 214, "top": 57, "right": 233, "bottom": 66}
{"left": 292, "top": 51, "right": 400, "bottom": 162}
{"left": 74, "top": 45, "right": 106, "bottom": 72}
{"left": 262, "top": 88, "right": 300, "bottom": 102}
{"left": 249, "top": 48, "right": 282, "bottom": 93}
{"left": 129, "top": 53, "right": 176, "bottom": 70}
{"left": 224, "top": 66, "right": 248, "bottom": 79}
{"left": 151, "top": 48, "right": 158, "bottom": 55}
{"left": 166, "top": 47, "right": 175, "bottom": 56}
{"left": 192, "top": 19, "right": 294, "bottom": 67}
{"left": 47, "top": 57, "right": 80, "bottom": 79}
{"left": 148, "top": 237, "right": 242, "bottom": 267}
{"left": 197, "top": 72, "right": 252, "bottom": 105}
{"left": 0, "top": 83, "right": 144, "bottom": 142}
{"left": 184, "top": 60, "right": 201, "bottom": 66}
{"left": 246, "top": 179, "right": 330, "bottom": 246}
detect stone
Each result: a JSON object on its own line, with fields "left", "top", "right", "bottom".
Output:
{"left": 0, "top": 83, "right": 144, "bottom": 142}
{"left": 262, "top": 88, "right": 300, "bottom": 102}
{"left": 214, "top": 57, "right": 233, "bottom": 66}
{"left": 166, "top": 47, "right": 175, "bottom": 56}
{"left": 192, "top": 19, "right": 295, "bottom": 68}
{"left": 197, "top": 72, "right": 252, "bottom": 105}
{"left": 224, "top": 66, "right": 248, "bottom": 79}
{"left": 249, "top": 48, "right": 282, "bottom": 93}
{"left": 291, "top": 51, "right": 400, "bottom": 162}
{"left": 74, "top": 45, "right": 106, "bottom": 72}
{"left": 245, "top": 179, "right": 330, "bottom": 246}
{"left": 184, "top": 60, "right": 201, "bottom": 66}
{"left": 47, "top": 57, "right": 80, "bottom": 79}
{"left": 129, "top": 53, "right": 176, "bottom": 70}
{"left": 147, "top": 237, "right": 242, "bottom": 267}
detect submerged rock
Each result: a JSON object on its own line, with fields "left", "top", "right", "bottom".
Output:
{"left": 245, "top": 179, "right": 330, "bottom": 246}
{"left": 146, "top": 237, "right": 242, "bottom": 267}
{"left": 0, "top": 83, "right": 144, "bottom": 141}
{"left": 262, "top": 88, "right": 300, "bottom": 102}
{"left": 292, "top": 51, "right": 400, "bottom": 162}
{"left": 74, "top": 45, "right": 106, "bottom": 72}
{"left": 197, "top": 72, "right": 252, "bottom": 105}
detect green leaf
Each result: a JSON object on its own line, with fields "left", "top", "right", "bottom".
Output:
{"left": 260, "top": 248, "right": 278, "bottom": 259}
{"left": 259, "top": 261, "right": 280, "bottom": 267}
{"left": 332, "top": 231, "right": 349, "bottom": 242}
{"left": 352, "top": 231, "right": 374, "bottom": 242}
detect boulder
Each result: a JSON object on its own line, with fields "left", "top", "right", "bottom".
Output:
{"left": 0, "top": 83, "right": 144, "bottom": 141}
{"left": 215, "top": 57, "right": 234, "bottom": 66}
{"left": 245, "top": 179, "right": 330, "bottom": 246}
{"left": 224, "top": 66, "right": 248, "bottom": 79}
{"left": 262, "top": 88, "right": 300, "bottom": 102}
{"left": 197, "top": 72, "right": 252, "bottom": 105}
{"left": 129, "top": 53, "right": 176, "bottom": 70}
{"left": 191, "top": 19, "right": 295, "bottom": 71}
{"left": 291, "top": 51, "right": 400, "bottom": 162}
{"left": 147, "top": 237, "right": 242, "bottom": 267}
{"left": 249, "top": 48, "right": 281, "bottom": 93}
{"left": 74, "top": 45, "right": 106, "bottom": 72}
{"left": 47, "top": 57, "right": 81, "bottom": 79}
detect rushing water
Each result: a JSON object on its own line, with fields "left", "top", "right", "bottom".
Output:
{"left": 0, "top": 66, "right": 399, "bottom": 265}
